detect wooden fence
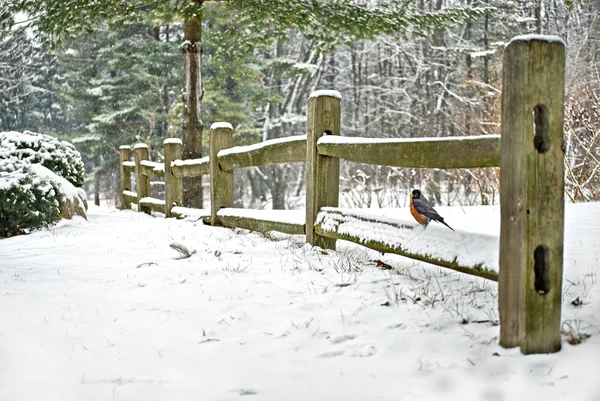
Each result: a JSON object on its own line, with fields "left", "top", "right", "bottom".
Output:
{"left": 118, "top": 36, "right": 565, "bottom": 355}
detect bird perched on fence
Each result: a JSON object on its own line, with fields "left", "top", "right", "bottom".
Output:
{"left": 410, "top": 189, "right": 454, "bottom": 231}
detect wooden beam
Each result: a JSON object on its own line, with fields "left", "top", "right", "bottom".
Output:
{"left": 138, "top": 197, "right": 166, "bottom": 213}
{"left": 318, "top": 135, "right": 500, "bottom": 168}
{"left": 122, "top": 162, "right": 135, "bottom": 175}
{"left": 134, "top": 144, "right": 151, "bottom": 215}
{"left": 315, "top": 208, "right": 498, "bottom": 281}
{"left": 305, "top": 90, "right": 341, "bottom": 249}
{"left": 218, "top": 136, "right": 307, "bottom": 171}
{"left": 171, "top": 157, "right": 210, "bottom": 178}
{"left": 217, "top": 209, "right": 304, "bottom": 235}
{"left": 140, "top": 160, "right": 165, "bottom": 178}
{"left": 122, "top": 190, "right": 137, "bottom": 203}
{"left": 499, "top": 35, "right": 565, "bottom": 354}
{"left": 119, "top": 146, "right": 132, "bottom": 209}
{"left": 164, "top": 138, "right": 183, "bottom": 217}
{"left": 210, "top": 123, "right": 234, "bottom": 226}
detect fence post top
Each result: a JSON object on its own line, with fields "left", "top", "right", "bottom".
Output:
{"left": 309, "top": 90, "right": 342, "bottom": 100}
{"left": 164, "top": 138, "right": 183, "bottom": 145}
{"left": 119, "top": 145, "right": 131, "bottom": 150}
{"left": 133, "top": 143, "right": 149, "bottom": 150}
{"left": 509, "top": 34, "right": 565, "bottom": 47}
{"left": 210, "top": 122, "right": 233, "bottom": 131}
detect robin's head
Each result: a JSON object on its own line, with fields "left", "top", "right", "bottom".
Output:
{"left": 411, "top": 189, "right": 422, "bottom": 199}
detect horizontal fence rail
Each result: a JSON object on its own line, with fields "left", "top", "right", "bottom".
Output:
{"left": 140, "top": 160, "right": 165, "bottom": 178}
{"left": 218, "top": 135, "right": 307, "bottom": 170}
{"left": 217, "top": 209, "right": 305, "bottom": 235}
{"left": 317, "top": 135, "right": 501, "bottom": 169}
{"left": 315, "top": 208, "right": 499, "bottom": 281}
{"left": 171, "top": 157, "right": 209, "bottom": 178}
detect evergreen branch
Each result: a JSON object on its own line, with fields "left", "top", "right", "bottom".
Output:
{"left": 228, "top": 0, "right": 492, "bottom": 45}
{"left": 1, "top": 0, "right": 493, "bottom": 48}
{"left": 169, "top": 242, "right": 197, "bottom": 259}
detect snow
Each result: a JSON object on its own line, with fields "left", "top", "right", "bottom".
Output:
{"left": 317, "top": 207, "right": 498, "bottom": 273}
{"left": 140, "top": 160, "right": 164, "bottom": 173}
{"left": 119, "top": 145, "right": 131, "bottom": 150}
{"left": 0, "top": 131, "right": 85, "bottom": 185}
{"left": 163, "top": 138, "right": 182, "bottom": 145}
{"left": 219, "top": 135, "right": 306, "bottom": 157}
{"left": 123, "top": 190, "right": 137, "bottom": 198}
{"left": 28, "top": 164, "right": 80, "bottom": 202}
{"left": 170, "top": 206, "right": 210, "bottom": 219}
{"left": 139, "top": 197, "right": 166, "bottom": 207}
{"left": 85, "top": 87, "right": 103, "bottom": 97}
{"left": 308, "top": 89, "right": 342, "bottom": 99}
{"left": 122, "top": 161, "right": 135, "bottom": 168}
{"left": 0, "top": 163, "right": 28, "bottom": 190}
{"left": 171, "top": 156, "right": 209, "bottom": 167}
{"left": 470, "top": 49, "right": 497, "bottom": 58}
{"left": 510, "top": 34, "right": 566, "bottom": 46}
{"left": 71, "top": 135, "right": 101, "bottom": 144}
{"left": 0, "top": 203, "right": 599, "bottom": 400}
{"left": 133, "top": 143, "right": 149, "bottom": 149}
{"left": 210, "top": 122, "right": 233, "bottom": 130}
{"left": 318, "top": 134, "right": 498, "bottom": 146}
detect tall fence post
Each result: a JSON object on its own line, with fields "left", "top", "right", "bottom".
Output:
{"left": 210, "top": 123, "right": 234, "bottom": 226}
{"left": 164, "top": 138, "right": 183, "bottom": 218}
{"left": 305, "top": 90, "right": 341, "bottom": 249}
{"left": 134, "top": 143, "right": 151, "bottom": 215}
{"left": 119, "top": 145, "right": 131, "bottom": 210}
{"left": 499, "top": 35, "right": 565, "bottom": 354}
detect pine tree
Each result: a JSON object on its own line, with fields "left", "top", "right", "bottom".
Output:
{"left": 0, "top": 28, "right": 76, "bottom": 135}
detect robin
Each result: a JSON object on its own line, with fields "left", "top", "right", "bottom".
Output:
{"left": 410, "top": 189, "right": 454, "bottom": 231}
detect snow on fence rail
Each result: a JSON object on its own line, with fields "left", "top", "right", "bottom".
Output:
{"left": 118, "top": 36, "right": 565, "bottom": 355}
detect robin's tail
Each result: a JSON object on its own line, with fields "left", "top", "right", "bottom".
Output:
{"left": 438, "top": 219, "right": 455, "bottom": 231}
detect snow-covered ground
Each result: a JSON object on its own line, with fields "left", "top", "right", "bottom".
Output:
{"left": 1, "top": 203, "right": 599, "bottom": 401}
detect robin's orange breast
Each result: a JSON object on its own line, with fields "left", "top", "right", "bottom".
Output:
{"left": 410, "top": 200, "right": 429, "bottom": 225}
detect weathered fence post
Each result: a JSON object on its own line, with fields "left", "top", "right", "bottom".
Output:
{"left": 210, "top": 123, "right": 234, "bottom": 226}
{"left": 164, "top": 138, "right": 183, "bottom": 217}
{"left": 305, "top": 90, "right": 341, "bottom": 249}
{"left": 134, "top": 143, "right": 151, "bottom": 215}
{"left": 499, "top": 35, "right": 565, "bottom": 354}
{"left": 119, "top": 145, "right": 131, "bottom": 210}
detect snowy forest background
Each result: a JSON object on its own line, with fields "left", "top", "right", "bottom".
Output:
{"left": 1, "top": 0, "right": 599, "bottom": 209}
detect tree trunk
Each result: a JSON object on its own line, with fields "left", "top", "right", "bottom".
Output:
{"left": 182, "top": 0, "right": 204, "bottom": 208}
{"left": 94, "top": 170, "right": 100, "bottom": 206}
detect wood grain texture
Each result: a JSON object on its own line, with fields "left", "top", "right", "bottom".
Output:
{"left": 138, "top": 197, "right": 166, "bottom": 213}
{"left": 171, "top": 157, "right": 210, "bottom": 178}
{"left": 140, "top": 161, "right": 165, "bottom": 178}
{"left": 305, "top": 94, "right": 341, "bottom": 249}
{"left": 318, "top": 135, "right": 500, "bottom": 168}
{"left": 122, "top": 190, "right": 137, "bottom": 203}
{"left": 134, "top": 146, "right": 151, "bottom": 215}
{"left": 217, "top": 214, "right": 304, "bottom": 236}
{"left": 218, "top": 136, "right": 306, "bottom": 170}
{"left": 499, "top": 38, "right": 565, "bottom": 354}
{"left": 119, "top": 148, "right": 132, "bottom": 209}
{"left": 164, "top": 140, "right": 183, "bottom": 217}
{"left": 210, "top": 125, "right": 234, "bottom": 226}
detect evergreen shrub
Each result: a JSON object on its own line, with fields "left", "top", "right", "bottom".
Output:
{"left": 0, "top": 131, "right": 87, "bottom": 237}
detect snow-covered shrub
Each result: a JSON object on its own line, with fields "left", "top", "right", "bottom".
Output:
{"left": 0, "top": 131, "right": 87, "bottom": 237}
{"left": 0, "top": 163, "right": 61, "bottom": 237}
{"left": 0, "top": 130, "right": 85, "bottom": 187}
